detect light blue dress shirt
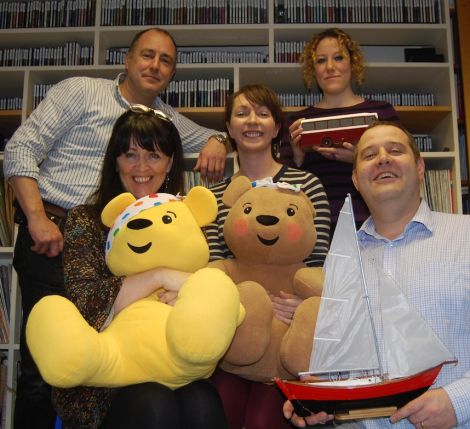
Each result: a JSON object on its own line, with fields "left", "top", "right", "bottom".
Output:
{"left": 355, "top": 200, "right": 470, "bottom": 428}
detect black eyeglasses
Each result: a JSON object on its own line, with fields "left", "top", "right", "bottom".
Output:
{"left": 129, "top": 104, "right": 172, "bottom": 122}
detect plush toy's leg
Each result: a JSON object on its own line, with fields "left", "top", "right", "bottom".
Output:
{"left": 280, "top": 296, "right": 321, "bottom": 376}
{"left": 220, "top": 280, "right": 272, "bottom": 366}
{"left": 166, "top": 267, "right": 244, "bottom": 368}
{"left": 26, "top": 295, "right": 101, "bottom": 388}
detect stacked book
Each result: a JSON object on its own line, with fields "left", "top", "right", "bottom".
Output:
{"left": 420, "top": 169, "right": 453, "bottom": 213}
{"left": 0, "top": 264, "right": 11, "bottom": 344}
{"left": 274, "top": 0, "right": 442, "bottom": 24}
{"left": 0, "top": 43, "right": 93, "bottom": 67}
{"left": 101, "top": 0, "right": 268, "bottom": 26}
{"left": 0, "top": 0, "right": 95, "bottom": 29}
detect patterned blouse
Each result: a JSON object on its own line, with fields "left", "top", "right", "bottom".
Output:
{"left": 52, "top": 205, "right": 122, "bottom": 429}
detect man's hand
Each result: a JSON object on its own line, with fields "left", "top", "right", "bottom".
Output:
{"left": 269, "top": 291, "right": 303, "bottom": 325}
{"left": 9, "top": 176, "right": 64, "bottom": 257}
{"left": 194, "top": 137, "right": 227, "bottom": 183}
{"left": 390, "top": 388, "right": 457, "bottom": 429}
{"left": 28, "top": 215, "right": 63, "bottom": 257}
{"left": 283, "top": 400, "right": 334, "bottom": 427}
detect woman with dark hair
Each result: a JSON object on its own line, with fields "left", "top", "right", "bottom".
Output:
{"left": 205, "top": 84, "right": 330, "bottom": 429}
{"left": 281, "top": 28, "right": 399, "bottom": 231}
{"left": 93, "top": 105, "right": 184, "bottom": 212}
{"left": 52, "top": 107, "right": 228, "bottom": 429}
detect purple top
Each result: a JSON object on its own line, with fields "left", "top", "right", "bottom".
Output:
{"left": 280, "top": 99, "right": 399, "bottom": 226}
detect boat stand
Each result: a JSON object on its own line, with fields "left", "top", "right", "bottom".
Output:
{"left": 335, "top": 406, "right": 397, "bottom": 421}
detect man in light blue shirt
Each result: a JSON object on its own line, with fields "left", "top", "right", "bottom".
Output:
{"left": 284, "top": 121, "right": 470, "bottom": 428}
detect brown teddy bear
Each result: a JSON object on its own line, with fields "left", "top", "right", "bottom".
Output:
{"left": 208, "top": 176, "right": 324, "bottom": 382}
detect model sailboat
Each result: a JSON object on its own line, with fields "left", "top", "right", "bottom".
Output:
{"left": 275, "top": 195, "right": 456, "bottom": 420}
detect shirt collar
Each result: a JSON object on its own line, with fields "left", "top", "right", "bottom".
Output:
{"left": 115, "top": 73, "right": 130, "bottom": 107}
{"left": 114, "top": 73, "right": 162, "bottom": 109}
{"left": 116, "top": 72, "right": 126, "bottom": 86}
{"left": 358, "top": 199, "right": 433, "bottom": 242}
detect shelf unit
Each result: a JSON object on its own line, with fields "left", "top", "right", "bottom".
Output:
{"left": 0, "top": 153, "right": 19, "bottom": 429}
{"left": 455, "top": 0, "right": 470, "bottom": 212}
{"left": 0, "top": 0, "right": 462, "bottom": 426}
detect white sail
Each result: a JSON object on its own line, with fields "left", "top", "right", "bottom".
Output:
{"left": 309, "top": 197, "right": 380, "bottom": 374}
{"left": 380, "top": 273, "right": 454, "bottom": 379}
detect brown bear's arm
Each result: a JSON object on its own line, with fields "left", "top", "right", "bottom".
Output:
{"left": 293, "top": 267, "right": 324, "bottom": 299}
{"left": 207, "top": 259, "right": 238, "bottom": 279}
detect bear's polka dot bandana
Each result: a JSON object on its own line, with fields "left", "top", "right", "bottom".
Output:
{"left": 251, "top": 177, "right": 301, "bottom": 192}
{"left": 105, "top": 193, "right": 181, "bottom": 257}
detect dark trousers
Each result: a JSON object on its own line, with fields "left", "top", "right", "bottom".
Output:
{"left": 101, "top": 380, "right": 228, "bottom": 429}
{"left": 210, "top": 369, "right": 292, "bottom": 429}
{"left": 13, "top": 223, "right": 65, "bottom": 429}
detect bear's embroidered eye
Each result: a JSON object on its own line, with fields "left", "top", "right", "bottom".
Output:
{"left": 162, "top": 210, "right": 176, "bottom": 224}
{"left": 244, "top": 207, "right": 252, "bottom": 214}
{"left": 162, "top": 215, "right": 173, "bottom": 224}
{"left": 287, "top": 207, "right": 296, "bottom": 217}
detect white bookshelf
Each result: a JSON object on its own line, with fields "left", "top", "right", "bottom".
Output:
{"left": 0, "top": 0, "right": 461, "bottom": 426}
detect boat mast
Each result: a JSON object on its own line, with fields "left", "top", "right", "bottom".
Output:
{"left": 347, "top": 195, "right": 384, "bottom": 377}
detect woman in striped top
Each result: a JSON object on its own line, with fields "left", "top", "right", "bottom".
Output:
{"left": 206, "top": 84, "right": 330, "bottom": 429}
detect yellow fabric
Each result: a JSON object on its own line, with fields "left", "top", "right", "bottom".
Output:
{"left": 26, "top": 187, "right": 244, "bottom": 389}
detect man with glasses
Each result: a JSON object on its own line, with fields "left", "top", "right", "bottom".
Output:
{"left": 3, "top": 27, "right": 230, "bottom": 429}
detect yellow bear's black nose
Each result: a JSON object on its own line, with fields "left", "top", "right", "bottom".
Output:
{"left": 127, "top": 218, "right": 153, "bottom": 230}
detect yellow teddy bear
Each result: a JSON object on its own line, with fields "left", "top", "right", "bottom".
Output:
{"left": 26, "top": 186, "right": 244, "bottom": 389}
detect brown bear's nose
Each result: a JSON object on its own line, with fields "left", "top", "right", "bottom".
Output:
{"left": 256, "top": 215, "right": 279, "bottom": 226}
{"left": 127, "top": 218, "right": 153, "bottom": 230}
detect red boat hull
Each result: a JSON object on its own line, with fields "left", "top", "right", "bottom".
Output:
{"left": 275, "top": 365, "right": 443, "bottom": 417}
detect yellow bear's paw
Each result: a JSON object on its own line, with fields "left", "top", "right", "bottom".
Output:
{"left": 167, "top": 267, "right": 242, "bottom": 366}
{"left": 26, "top": 295, "right": 101, "bottom": 387}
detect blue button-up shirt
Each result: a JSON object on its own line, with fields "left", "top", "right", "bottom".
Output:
{"left": 355, "top": 200, "right": 470, "bottom": 428}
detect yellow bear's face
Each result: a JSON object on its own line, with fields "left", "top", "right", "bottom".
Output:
{"left": 102, "top": 187, "right": 218, "bottom": 277}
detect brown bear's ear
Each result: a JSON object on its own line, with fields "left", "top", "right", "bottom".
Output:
{"left": 101, "top": 193, "right": 136, "bottom": 227}
{"left": 223, "top": 176, "right": 253, "bottom": 207}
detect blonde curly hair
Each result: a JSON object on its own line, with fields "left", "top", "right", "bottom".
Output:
{"left": 300, "top": 28, "right": 364, "bottom": 91}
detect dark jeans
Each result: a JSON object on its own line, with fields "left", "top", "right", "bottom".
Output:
{"left": 13, "top": 223, "right": 65, "bottom": 429}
